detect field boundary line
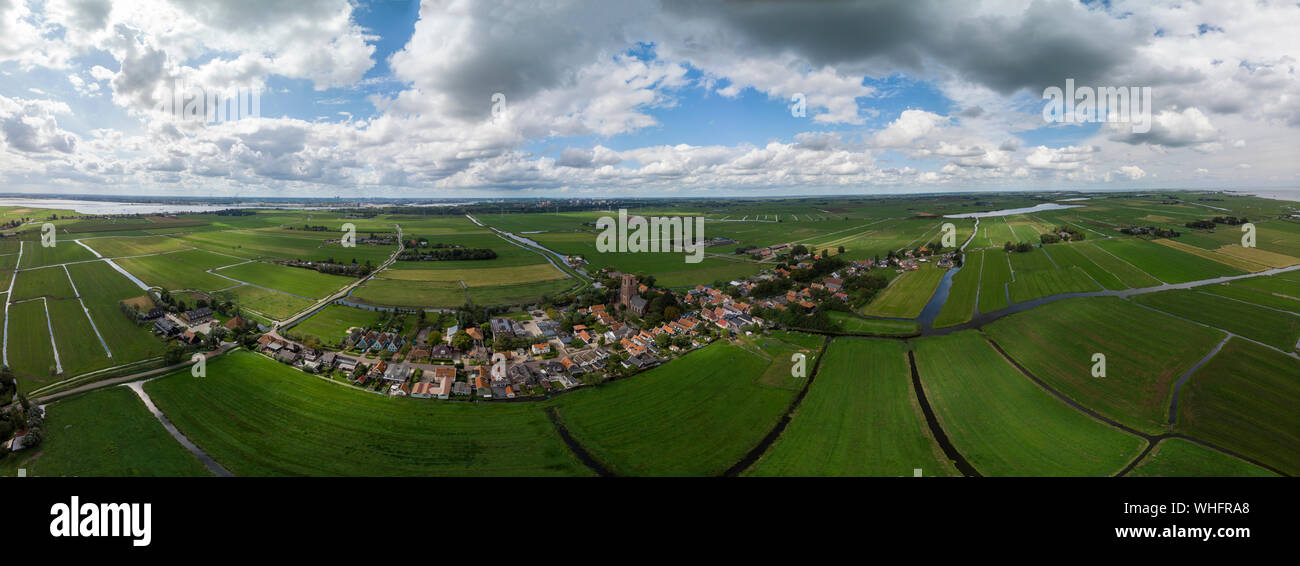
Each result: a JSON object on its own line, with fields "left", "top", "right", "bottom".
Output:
{"left": 1167, "top": 335, "right": 1230, "bottom": 425}
{"left": 41, "top": 297, "right": 63, "bottom": 375}
{"left": 1194, "top": 289, "right": 1300, "bottom": 317}
{"left": 125, "top": 381, "right": 232, "bottom": 477}
{"left": 2, "top": 240, "right": 20, "bottom": 366}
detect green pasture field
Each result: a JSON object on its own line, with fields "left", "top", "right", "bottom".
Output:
{"left": 214, "top": 285, "right": 315, "bottom": 321}
{"left": 6, "top": 299, "right": 57, "bottom": 388}
{"left": 827, "top": 311, "right": 920, "bottom": 336}
{"left": 737, "top": 331, "right": 823, "bottom": 391}
{"left": 912, "top": 330, "right": 1145, "bottom": 476}
{"left": 0, "top": 387, "right": 211, "bottom": 477}
{"left": 1044, "top": 243, "right": 1125, "bottom": 290}
{"left": 1133, "top": 290, "right": 1300, "bottom": 352}
{"left": 65, "top": 261, "right": 165, "bottom": 368}
{"left": 1094, "top": 238, "right": 1243, "bottom": 283}
{"left": 115, "top": 249, "right": 240, "bottom": 291}
{"left": 932, "top": 250, "right": 981, "bottom": 328}
{"left": 861, "top": 265, "right": 945, "bottom": 318}
{"left": 285, "top": 304, "right": 384, "bottom": 346}
{"left": 747, "top": 338, "right": 958, "bottom": 477}
{"left": 179, "top": 229, "right": 395, "bottom": 264}
{"left": 76, "top": 235, "right": 191, "bottom": 257}
{"left": 529, "top": 230, "right": 763, "bottom": 287}
{"left": 1007, "top": 247, "right": 1056, "bottom": 272}
{"left": 1176, "top": 338, "right": 1300, "bottom": 475}
{"left": 47, "top": 297, "right": 107, "bottom": 376}
{"left": 985, "top": 297, "right": 1224, "bottom": 435}
{"left": 1231, "top": 273, "right": 1300, "bottom": 296}
{"left": 382, "top": 263, "right": 565, "bottom": 286}
{"left": 1074, "top": 242, "right": 1162, "bottom": 288}
{"left": 468, "top": 278, "right": 579, "bottom": 306}
{"left": 11, "top": 265, "right": 76, "bottom": 301}
{"left": 550, "top": 342, "right": 799, "bottom": 476}
{"left": 977, "top": 248, "right": 1012, "bottom": 313}
{"left": 1007, "top": 266, "right": 1101, "bottom": 303}
{"left": 351, "top": 278, "right": 468, "bottom": 308}
{"left": 215, "top": 261, "right": 352, "bottom": 299}
{"left": 397, "top": 232, "right": 551, "bottom": 269}
{"left": 1198, "top": 282, "right": 1300, "bottom": 315}
{"left": 144, "top": 350, "right": 590, "bottom": 476}
{"left": 1127, "top": 438, "right": 1276, "bottom": 477}
{"left": 17, "top": 239, "right": 98, "bottom": 268}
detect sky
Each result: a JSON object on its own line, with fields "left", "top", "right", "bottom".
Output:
{"left": 0, "top": 0, "right": 1297, "bottom": 198}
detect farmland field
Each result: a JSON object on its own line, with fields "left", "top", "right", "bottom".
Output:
{"left": 1133, "top": 290, "right": 1300, "bottom": 352}
{"left": 976, "top": 248, "right": 1012, "bottom": 313}
{"left": 861, "top": 264, "right": 945, "bottom": 318}
{"left": 932, "top": 250, "right": 981, "bottom": 328}
{"left": 1007, "top": 265, "right": 1101, "bottom": 303}
{"left": 1044, "top": 243, "right": 1125, "bottom": 290}
{"left": 215, "top": 261, "right": 353, "bottom": 299}
{"left": 1074, "top": 242, "right": 1162, "bottom": 288}
{"left": 747, "top": 339, "right": 957, "bottom": 476}
{"left": 550, "top": 342, "right": 799, "bottom": 476}
{"left": 381, "top": 262, "right": 565, "bottom": 286}
{"left": 827, "top": 311, "right": 919, "bottom": 336}
{"left": 144, "top": 350, "right": 589, "bottom": 476}
{"left": 77, "top": 235, "right": 192, "bottom": 257}
{"left": 912, "top": 331, "right": 1145, "bottom": 476}
{"left": 17, "top": 239, "right": 98, "bottom": 268}
{"left": 1094, "top": 238, "right": 1243, "bottom": 283}
{"left": 351, "top": 278, "right": 467, "bottom": 307}
{"left": 1175, "top": 338, "right": 1300, "bottom": 475}
{"left": 1127, "top": 438, "right": 1276, "bottom": 477}
{"left": 214, "top": 285, "right": 315, "bottom": 320}
{"left": 1198, "top": 279, "right": 1300, "bottom": 315}
{"left": 285, "top": 305, "right": 384, "bottom": 346}
{"left": 65, "top": 261, "right": 166, "bottom": 367}
{"left": 0, "top": 387, "right": 211, "bottom": 477}
{"left": 115, "top": 249, "right": 240, "bottom": 291}
{"left": 468, "top": 278, "right": 579, "bottom": 306}
{"left": 5, "top": 299, "right": 58, "bottom": 386}
{"left": 985, "top": 297, "right": 1225, "bottom": 434}
{"left": 11, "top": 265, "right": 76, "bottom": 301}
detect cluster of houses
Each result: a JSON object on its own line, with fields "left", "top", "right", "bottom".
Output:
{"left": 257, "top": 334, "right": 360, "bottom": 374}
{"left": 343, "top": 330, "right": 407, "bottom": 354}
{"left": 143, "top": 305, "right": 243, "bottom": 345}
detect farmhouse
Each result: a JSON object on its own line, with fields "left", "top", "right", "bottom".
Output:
{"left": 183, "top": 307, "right": 213, "bottom": 324}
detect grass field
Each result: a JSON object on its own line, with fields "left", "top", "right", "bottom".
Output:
{"left": 1152, "top": 238, "right": 1274, "bottom": 272}
{"left": 747, "top": 339, "right": 958, "bottom": 476}
{"left": 0, "top": 387, "right": 210, "bottom": 477}
{"left": 1007, "top": 265, "right": 1101, "bottom": 303}
{"left": 65, "top": 261, "right": 166, "bottom": 368}
{"left": 352, "top": 278, "right": 468, "bottom": 307}
{"left": 11, "top": 265, "right": 76, "bottom": 301}
{"left": 382, "top": 262, "right": 565, "bottom": 286}
{"left": 933, "top": 250, "right": 981, "bottom": 328}
{"left": 1199, "top": 279, "right": 1300, "bottom": 315}
{"left": 1176, "top": 338, "right": 1300, "bottom": 475}
{"left": 215, "top": 261, "right": 353, "bottom": 299}
{"left": 551, "top": 341, "right": 799, "bottom": 476}
{"left": 1127, "top": 438, "right": 1276, "bottom": 477}
{"left": 1046, "top": 243, "right": 1126, "bottom": 290}
{"left": 17, "top": 239, "right": 98, "bottom": 268}
{"left": 144, "top": 350, "right": 589, "bottom": 476}
{"left": 1133, "top": 290, "right": 1300, "bottom": 352}
{"left": 215, "top": 285, "right": 315, "bottom": 320}
{"left": 468, "top": 278, "right": 578, "bottom": 306}
{"left": 827, "top": 311, "right": 920, "bottom": 336}
{"left": 6, "top": 299, "right": 58, "bottom": 387}
{"left": 77, "top": 235, "right": 192, "bottom": 257}
{"left": 985, "top": 297, "right": 1225, "bottom": 434}
{"left": 1094, "top": 238, "right": 1243, "bottom": 283}
{"left": 115, "top": 249, "right": 239, "bottom": 291}
{"left": 1075, "top": 242, "right": 1162, "bottom": 288}
{"left": 861, "top": 265, "right": 945, "bottom": 318}
{"left": 977, "top": 248, "right": 1012, "bottom": 313}
{"left": 913, "top": 331, "right": 1145, "bottom": 476}
{"left": 286, "top": 305, "right": 384, "bottom": 346}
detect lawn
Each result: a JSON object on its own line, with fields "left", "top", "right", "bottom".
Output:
{"left": 215, "top": 261, "right": 353, "bottom": 299}
{"left": 977, "top": 248, "right": 1012, "bottom": 313}
{"left": 115, "top": 249, "right": 239, "bottom": 291}
{"left": 1094, "top": 238, "right": 1243, "bottom": 283}
{"left": 1127, "top": 438, "right": 1276, "bottom": 477}
{"left": 1133, "top": 290, "right": 1300, "bottom": 352}
{"left": 827, "top": 311, "right": 920, "bottom": 336}
{"left": 912, "top": 331, "right": 1145, "bottom": 476}
{"left": 550, "top": 342, "right": 799, "bottom": 476}
{"left": 985, "top": 297, "right": 1225, "bottom": 435}
{"left": 860, "top": 264, "right": 945, "bottom": 318}
{"left": 144, "top": 350, "right": 590, "bottom": 476}
{"left": 747, "top": 338, "right": 958, "bottom": 477}
{"left": 1176, "top": 338, "right": 1300, "bottom": 475}
{"left": 286, "top": 304, "right": 385, "bottom": 347}
{"left": 0, "top": 387, "right": 211, "bottom": 477}
{"left": 932, "top": 250, "right": 981, "bottom": 328}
